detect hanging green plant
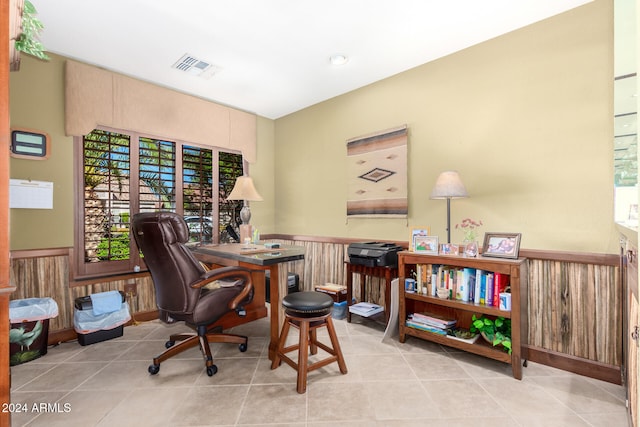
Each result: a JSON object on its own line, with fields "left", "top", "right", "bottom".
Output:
{"left": 15, "top": 0, "right": 49, "bottom": 61}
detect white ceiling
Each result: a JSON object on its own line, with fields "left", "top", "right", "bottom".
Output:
{"left": 31, "top": 0, "right": 592, "bottom": 119}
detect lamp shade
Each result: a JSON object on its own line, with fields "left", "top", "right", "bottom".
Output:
{"left": 226, "top": 176, "right": 263, "bottom": 201}
{"left": 429, "top": 171, "right": 469, "bottom": 199}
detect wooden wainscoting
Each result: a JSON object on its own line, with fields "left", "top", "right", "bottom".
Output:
{"left": 265, "top": 235, "right": 407, "bottom": 308}
{"left": 528, "top": 259, "right": 620, "bottom": 363}
{"left": 527, "top": 259, "right": 621, "bottom": 383}
{"left": 10, "top": 237, "right": 622, "bottom": 384}
{"left": 9, "top": 248, "right": 158, "bottom": 343}
{"left": 263, "top": 234, "right": 622, "bottom": 384}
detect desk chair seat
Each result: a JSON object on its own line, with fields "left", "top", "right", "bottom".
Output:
{"left": 271, "top": 291, "right": 347, "bottom": 393}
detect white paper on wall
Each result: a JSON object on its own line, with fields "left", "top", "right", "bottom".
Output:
{"left": 9, "top": 179, "right": 54, "bottom": 209}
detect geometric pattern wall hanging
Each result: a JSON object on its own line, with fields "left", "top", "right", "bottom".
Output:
{"left": 347, "top": 125, "right": 408, "bottom": 218}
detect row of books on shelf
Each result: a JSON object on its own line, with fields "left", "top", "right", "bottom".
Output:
{"left": 405, "top": 312, "right": 480, "bottom": 344}
{"left": 410, "top": 264, "right": 509, "bottom": 309}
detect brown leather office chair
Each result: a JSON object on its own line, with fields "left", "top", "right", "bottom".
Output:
{"left": 132, "top": 211, "right": 254, "bottom": 377}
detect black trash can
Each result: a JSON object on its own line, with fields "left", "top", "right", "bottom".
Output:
{"left": 265, "top": 271, "right": 299, "bottom": 303}
{"left": 74, "top": 291, "right": 130, "bottom": 346}
{"left": 9, "top": 298, "right": 59, "bottom": 366}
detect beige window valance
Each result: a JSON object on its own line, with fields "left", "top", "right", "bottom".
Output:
{"left": 64, "top": 60, "right": 257, "bottom": 163}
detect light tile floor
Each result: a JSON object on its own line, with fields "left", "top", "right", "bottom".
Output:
{"left": 10, "top": 315, "right": 630, "bottom": 426}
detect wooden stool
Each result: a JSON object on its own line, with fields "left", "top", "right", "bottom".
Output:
{"left": 270, "top": 291, "right": 348, "bottom": 393}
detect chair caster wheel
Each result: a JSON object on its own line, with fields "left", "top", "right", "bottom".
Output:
{"left": 206, "top": 365, "right": 218, "bottom": 376}
{"left": 239, "top": 343, "right": 248, "bottom": 352}
{"left": 148, "top": 364, "right": 160, "bottom": 375}
{"left": 165, "top": 340, "right": 175, "bottom": 349}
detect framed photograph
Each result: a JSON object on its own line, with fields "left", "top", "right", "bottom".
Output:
{"left": 414, "top": 235, "right": 438, "bottom": 254}
{"left": 409, "top": 226, "right": 431, "bottom": 251}
{"left": 482, "top": 233, "right": 522, "bottom": 259}
{"left": 440, "top": 243, "right": 459, "bottom": 255}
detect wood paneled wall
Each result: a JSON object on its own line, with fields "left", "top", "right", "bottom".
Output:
{"left": 9, "top": 253, "right": 157, "bottom": 332}
{"left": 268, "top": 239, "right": 386, "bottom": 304}
{"left": 528, "top": 260, "right": 621, "bottom": 366}
{"left": 259, "top": 236, "right": 623, "bottom": 374}
{"left": 9, "top": 238, "right": 622, "bottom": 378}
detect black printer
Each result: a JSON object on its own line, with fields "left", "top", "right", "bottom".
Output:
{"left": 347, "top": 242, "right": 403, "bottom": 268}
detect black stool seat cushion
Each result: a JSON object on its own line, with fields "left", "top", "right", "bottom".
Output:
{"left": 283, "top": 291, "right": 334, "bottom": 317}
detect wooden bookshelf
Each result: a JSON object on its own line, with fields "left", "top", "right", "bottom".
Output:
{"left": 398, "top": 251, "right": 528, "bottom": 379}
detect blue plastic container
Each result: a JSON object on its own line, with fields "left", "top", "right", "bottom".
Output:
{"left": 332, "top": 301, "right": 347, "bottom": 320}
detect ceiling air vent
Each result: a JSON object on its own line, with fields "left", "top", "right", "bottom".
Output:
{"left": 172, "top": 54, "right": 221, "bottom": 79}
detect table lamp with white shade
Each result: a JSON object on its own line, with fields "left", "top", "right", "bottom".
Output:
{"left": 429, "top": 171, "right": 469, "bottom": 243}
{"left": 226, "top": 175, "right": 263, "bottom": 243}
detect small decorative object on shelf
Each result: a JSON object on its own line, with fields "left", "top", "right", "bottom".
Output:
{"left": 414, "top": 235, "right": 438, "bottom": 254}
{"left": 456, "top": 218, "right": 482, "bottom": 257}
{"left": 436, "top": 287, "right": 449, "bottom": 299}
{"left": 410, "top": 227, "right": 431, "bottom": 251}
{"left": 482, "top": 233, "right": 522, "bottom": 259}
{"left": 440, "top": 243, "right": 459, "bottom": 255}
{"left": 405, "top": 278, "right": 416, "bottom": 293}
{"left": 446, "top": 328, "right": 480, "bottom": 344}
{"left": 464, "top": 240, "right": 478, "bottom": 257}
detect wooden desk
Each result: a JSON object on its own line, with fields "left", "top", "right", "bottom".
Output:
{"left": 345, "top": 262, "right": 398, "bottom": 323}
{"left": 191, "top": 243, "right": 305, "bottom": 361}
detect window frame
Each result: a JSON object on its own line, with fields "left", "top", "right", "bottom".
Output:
{"left": 72, "top": 126, "right": 244, "bottom": 281}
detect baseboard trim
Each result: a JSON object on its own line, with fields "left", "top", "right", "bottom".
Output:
{"left": 526, "top": 345, "right": 622, "bottom": 385}
{"left": 48, "top": 310, "right": 160, "bottom": 346}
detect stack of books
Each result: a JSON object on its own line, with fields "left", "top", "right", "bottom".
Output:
{"left": 349, "top": 302, "right": 384, "bottom": 317}
{"left": 406, "top": 312, "right": 456, "bottom": 335}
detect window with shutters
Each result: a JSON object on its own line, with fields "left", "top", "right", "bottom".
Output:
{"left": 74, "top": 127, "right": 244, "bottom": 280}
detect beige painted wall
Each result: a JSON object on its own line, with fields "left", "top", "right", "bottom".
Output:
{"left": 272, "top": 0, "right": 617, "bottom": 253}
{"left": 8, "top": 54, "right": 277, "bottom": 250}
{"left": 250, "top": 116, "right": 276, "bottom": 235}
{"left": 9, "top": 0, "right": 616, "bottom": 254}
{"left": 9, "top": 54, "right": 74, "bottom": 249}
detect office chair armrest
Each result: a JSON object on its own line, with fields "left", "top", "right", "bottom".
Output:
{"left": 192, "top": 266, "right": 254, "bottom": 310}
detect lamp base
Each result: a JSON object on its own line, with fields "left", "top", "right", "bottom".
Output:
{"left": 239, "top": 224, "right": 253, "bottom": 244}
{"left": 240, "top": 205, "right": 252, "bottom": 224}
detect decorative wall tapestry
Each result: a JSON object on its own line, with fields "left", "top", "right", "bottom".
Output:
{"left": 346, "top": 125, "right": 408, "bottom": 218}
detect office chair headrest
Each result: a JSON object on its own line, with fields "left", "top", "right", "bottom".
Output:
{"left": 134, "top": 212, "right": 189, "bottom": 244}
